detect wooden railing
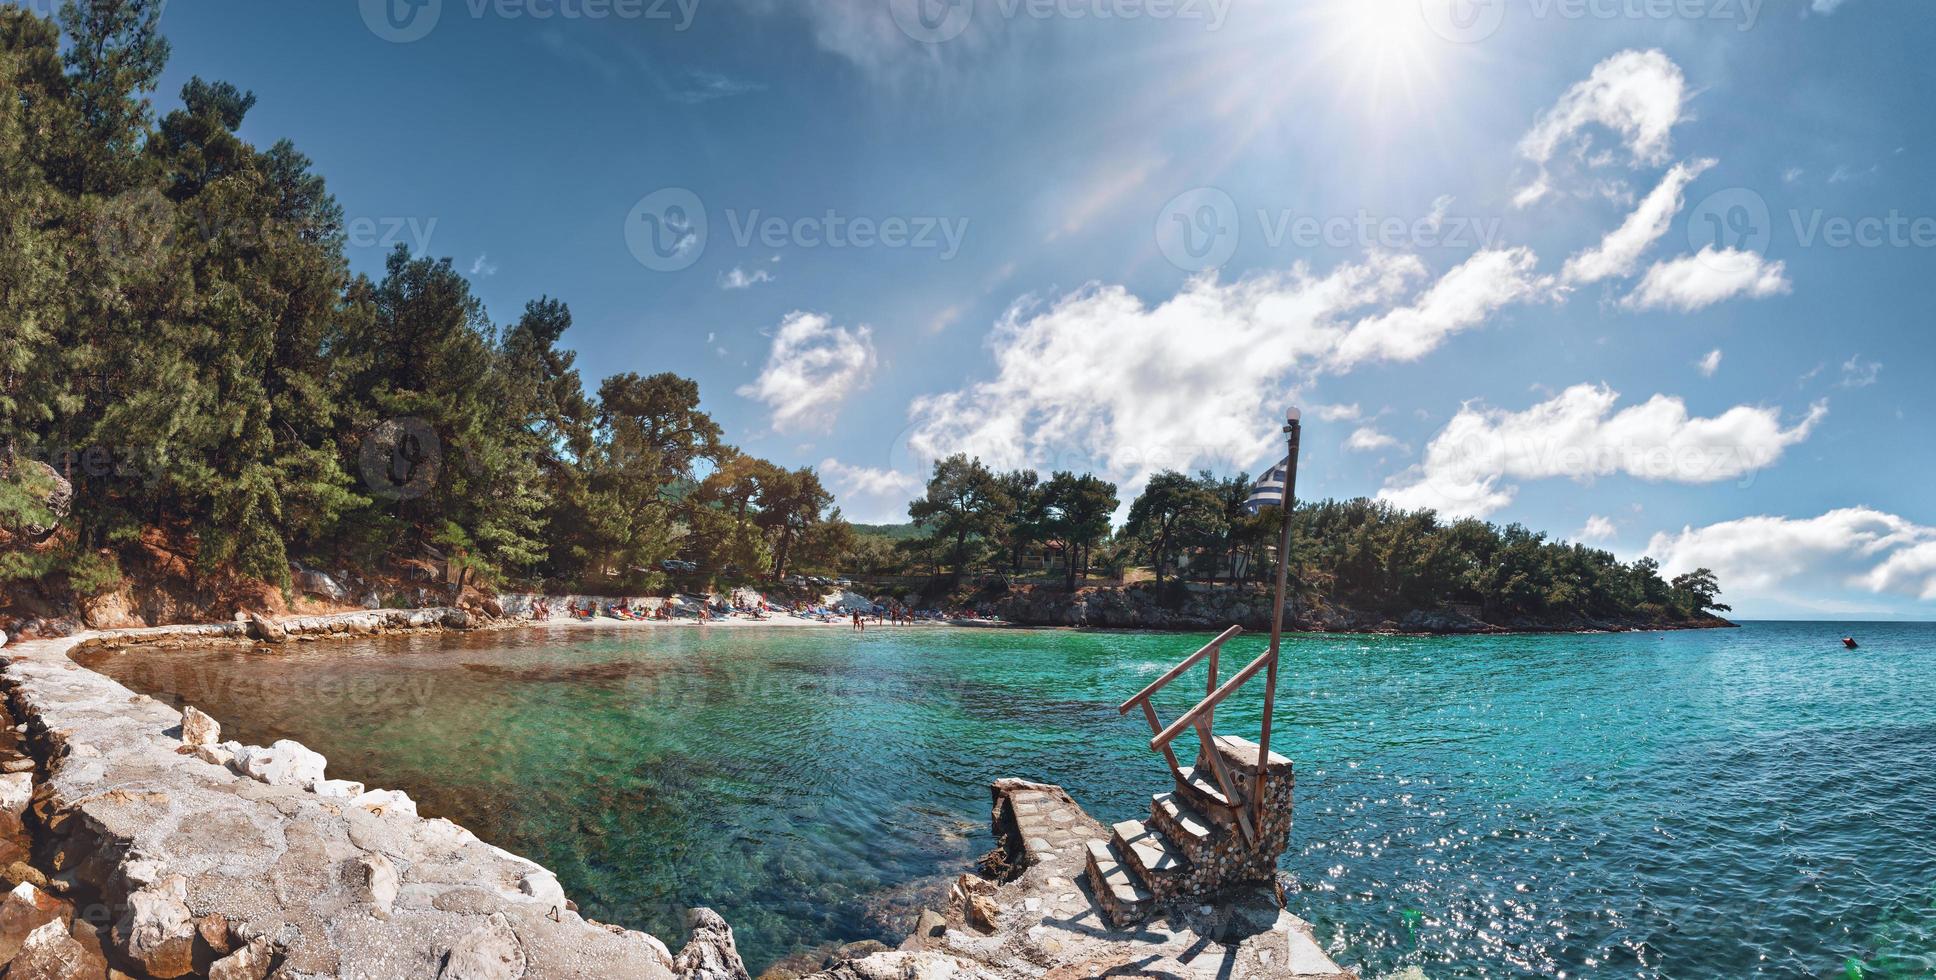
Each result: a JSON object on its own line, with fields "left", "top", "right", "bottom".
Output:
{"left": 1118, "top": 624, "right": 1282, "bottom": 846}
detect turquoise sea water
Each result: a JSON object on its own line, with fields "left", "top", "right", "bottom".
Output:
{"left": 89, "top": 621, "right": 1936, "bottom": 977}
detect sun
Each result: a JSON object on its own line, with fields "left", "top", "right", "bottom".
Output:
{"left": 1309, "top": 0, "right": 1449, "bottom": 115}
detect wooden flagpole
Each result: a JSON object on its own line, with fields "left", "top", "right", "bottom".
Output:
{"left": 1254, "top": 407, "right": 1300, "bottom": 830}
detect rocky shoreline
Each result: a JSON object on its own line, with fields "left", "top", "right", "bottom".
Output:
{"left": 0, "top": 612, "right": 762, "bottom": 979}
{"left": 994, "top": 583, "right": 1736, "bottom": 635}
{"left": 0, "top": 609, "right": 1357, "bottom": 979}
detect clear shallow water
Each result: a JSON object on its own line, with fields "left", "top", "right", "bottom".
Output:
{"left": 87, "top": 621, "right": 1936, "bottom": 978}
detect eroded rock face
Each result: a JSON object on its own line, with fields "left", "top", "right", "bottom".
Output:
{"left": 349, "top": 788, "right": 419, "bottom": 819}
{"left": 674, "top": 908, "right": 751, "bottom": 980}
{"left": 112, "top": 875, "right": 198, "bottom": 978}
{"left": 438, "top": 912, "right": 527, "bottom": 979}
{"left": 5, "top": 918, "right": 102, "bottom": 980}
{"left": 180, "top": 705, "right": 220, "bottom": 747}
{"left": 246, "top": 612, "right": 287, "bottom": 644}
{"left": 207, "top": 936, "right": 277, "bottom": 980}
{"left": 295, "top": 569, "right": 349, "bottom": 603}
{"left": 231, "top": 739, "right": 327, "bottom": 789}
{"left": 0, "top": 881, "right": 72, "bottom": 963}
{"left": 358, "top": 853, "right": 399, "bottom": 916}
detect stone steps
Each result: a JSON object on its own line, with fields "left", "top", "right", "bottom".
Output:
{"left": 1110, "top": 818, "right": 1188, "bottom": 890}
{"left": 1175, "top": 765, "right": 1235, "bottom": 812}
{"left": 1083, "top": 839, "right": 1152, "bottom": 928}
{"left": 1149, "top": 791, "right": 1214, "bottom": 864}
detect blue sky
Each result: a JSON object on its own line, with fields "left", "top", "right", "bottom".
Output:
{"left": 94, "top": 0, "right": 1936, "bottom": 618}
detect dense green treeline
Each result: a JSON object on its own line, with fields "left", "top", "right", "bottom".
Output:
{"left": 884, "top": 458, "right": 1728, "bottom": 623}
{"left": 0, "top": 2, "right": 847, "bottom": 600}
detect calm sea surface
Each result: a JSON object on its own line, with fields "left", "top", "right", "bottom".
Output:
{"left": 86, "top": 621, "right": 1936, "bottom": 978}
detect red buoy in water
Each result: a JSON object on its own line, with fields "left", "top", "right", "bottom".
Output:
{"left": 1843, "top": 637, "right": 1859, "bottom": 649}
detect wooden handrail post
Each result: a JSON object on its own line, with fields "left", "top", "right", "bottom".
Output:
{"left": 1150, "top": 648, "right": 1278, "bottom": 752}
{"left": 1117, "top": 625, "right": 1242, "bottom": 715}
{"left": 1205, "top": 637, "right": 1220, "bottom": 736}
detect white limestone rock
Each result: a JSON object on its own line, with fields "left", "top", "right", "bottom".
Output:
{"left": 674, "top": 908, "right": 751, "bottom": 980}
{"left": 517, "top": 870, "right": 565, "bottom": 908}
{"left": 180, "top": 705, "right": 220, "bottom": 747}
{"left": 0, "top": 771, "right": 32, "bottom": 818}
{"left": 208, "top": 936, "right": 276, "bottom": 980}
{"left": 437, "top": 912, "right": 527, "bottom": 979}
{"left": 313, "top": 778, "right": 366, "bottom": 799}
{"left": 232, "top": 739, "right": 327, "bottom": 789}
{"left": 112, "top": 875, "right": 197, "bottom": 978}
{"left": 191, "top": 744, "right": 235, "bottom": 769}
{"left": 351, "top": 788, "right": 419, "bottom": 819}
{"left": 359, "top": 854, "right": 400, "bottom": 917}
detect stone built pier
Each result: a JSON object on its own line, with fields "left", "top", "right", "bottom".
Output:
{"left": 1077, "top": 733, "right": 1297, "bottom": 928}
{"left": 854, "top": 623, "right": 1349, "bottom": 979}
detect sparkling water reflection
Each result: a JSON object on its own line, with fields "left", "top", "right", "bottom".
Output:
{"left": 86, "top": 621, "right": 1936, "bottom": 977}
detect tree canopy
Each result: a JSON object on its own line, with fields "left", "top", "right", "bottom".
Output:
{"left": 0, "top": 2, "right": 848, "bottom": 603}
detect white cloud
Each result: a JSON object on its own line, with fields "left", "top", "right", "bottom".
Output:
{"left": 469, "top": 254, "right": 499, "bottom": 277}
{"left": 1515, "top": 49, "right": 1689, "bottom": 207}
{"left": 1623, "top": 248, "right": 1791, "bottom": 312}
{"left": 1811, "top": 0, "right": 1854, "bottom": 12}
{"left": 1580, "top": 515, "right": 1618, "bottom": 541}
{"left": 819, "top": 458, "right": 922, "bottom": 524}
{"left": 720, "top": 266, "right": 775, "bottom": 290}
{"left": 1839, "top": 355, "right": 1882, "bottom": 388}
{"left": 1330, "top": 247, "right": 1551, "bottom": 368}
{"left": 1311, "top": 403, "right": 1363, "bottom": 422}
{"left": 1649, "top": 507, "right": 1936, "bottom": 602}
{"left": 1379, "top": 384, "right": 1827, "bottom": 518}
{"left": 905, "top": 247, "right": 1545, "bottom": 500}
{"left": 1561, "top": 158, "right": 1714, "bottom": 284}
{"left": 1344, "top": 427, "right": 1399, "bottom": 453}
{"left": 737, "top": 312, "right": 878, "bottom": 433}
{"left": 1698, "top": 349, "right": 1723, "bottom": 377}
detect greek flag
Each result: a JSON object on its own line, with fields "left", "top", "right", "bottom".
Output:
{"left": 1245, "top": 456, "right": 1291, "bottom": 514}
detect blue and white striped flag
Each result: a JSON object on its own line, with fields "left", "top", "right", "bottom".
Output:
{"left": 1245, "top": 456, "right": 1291, "bottom": 514}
